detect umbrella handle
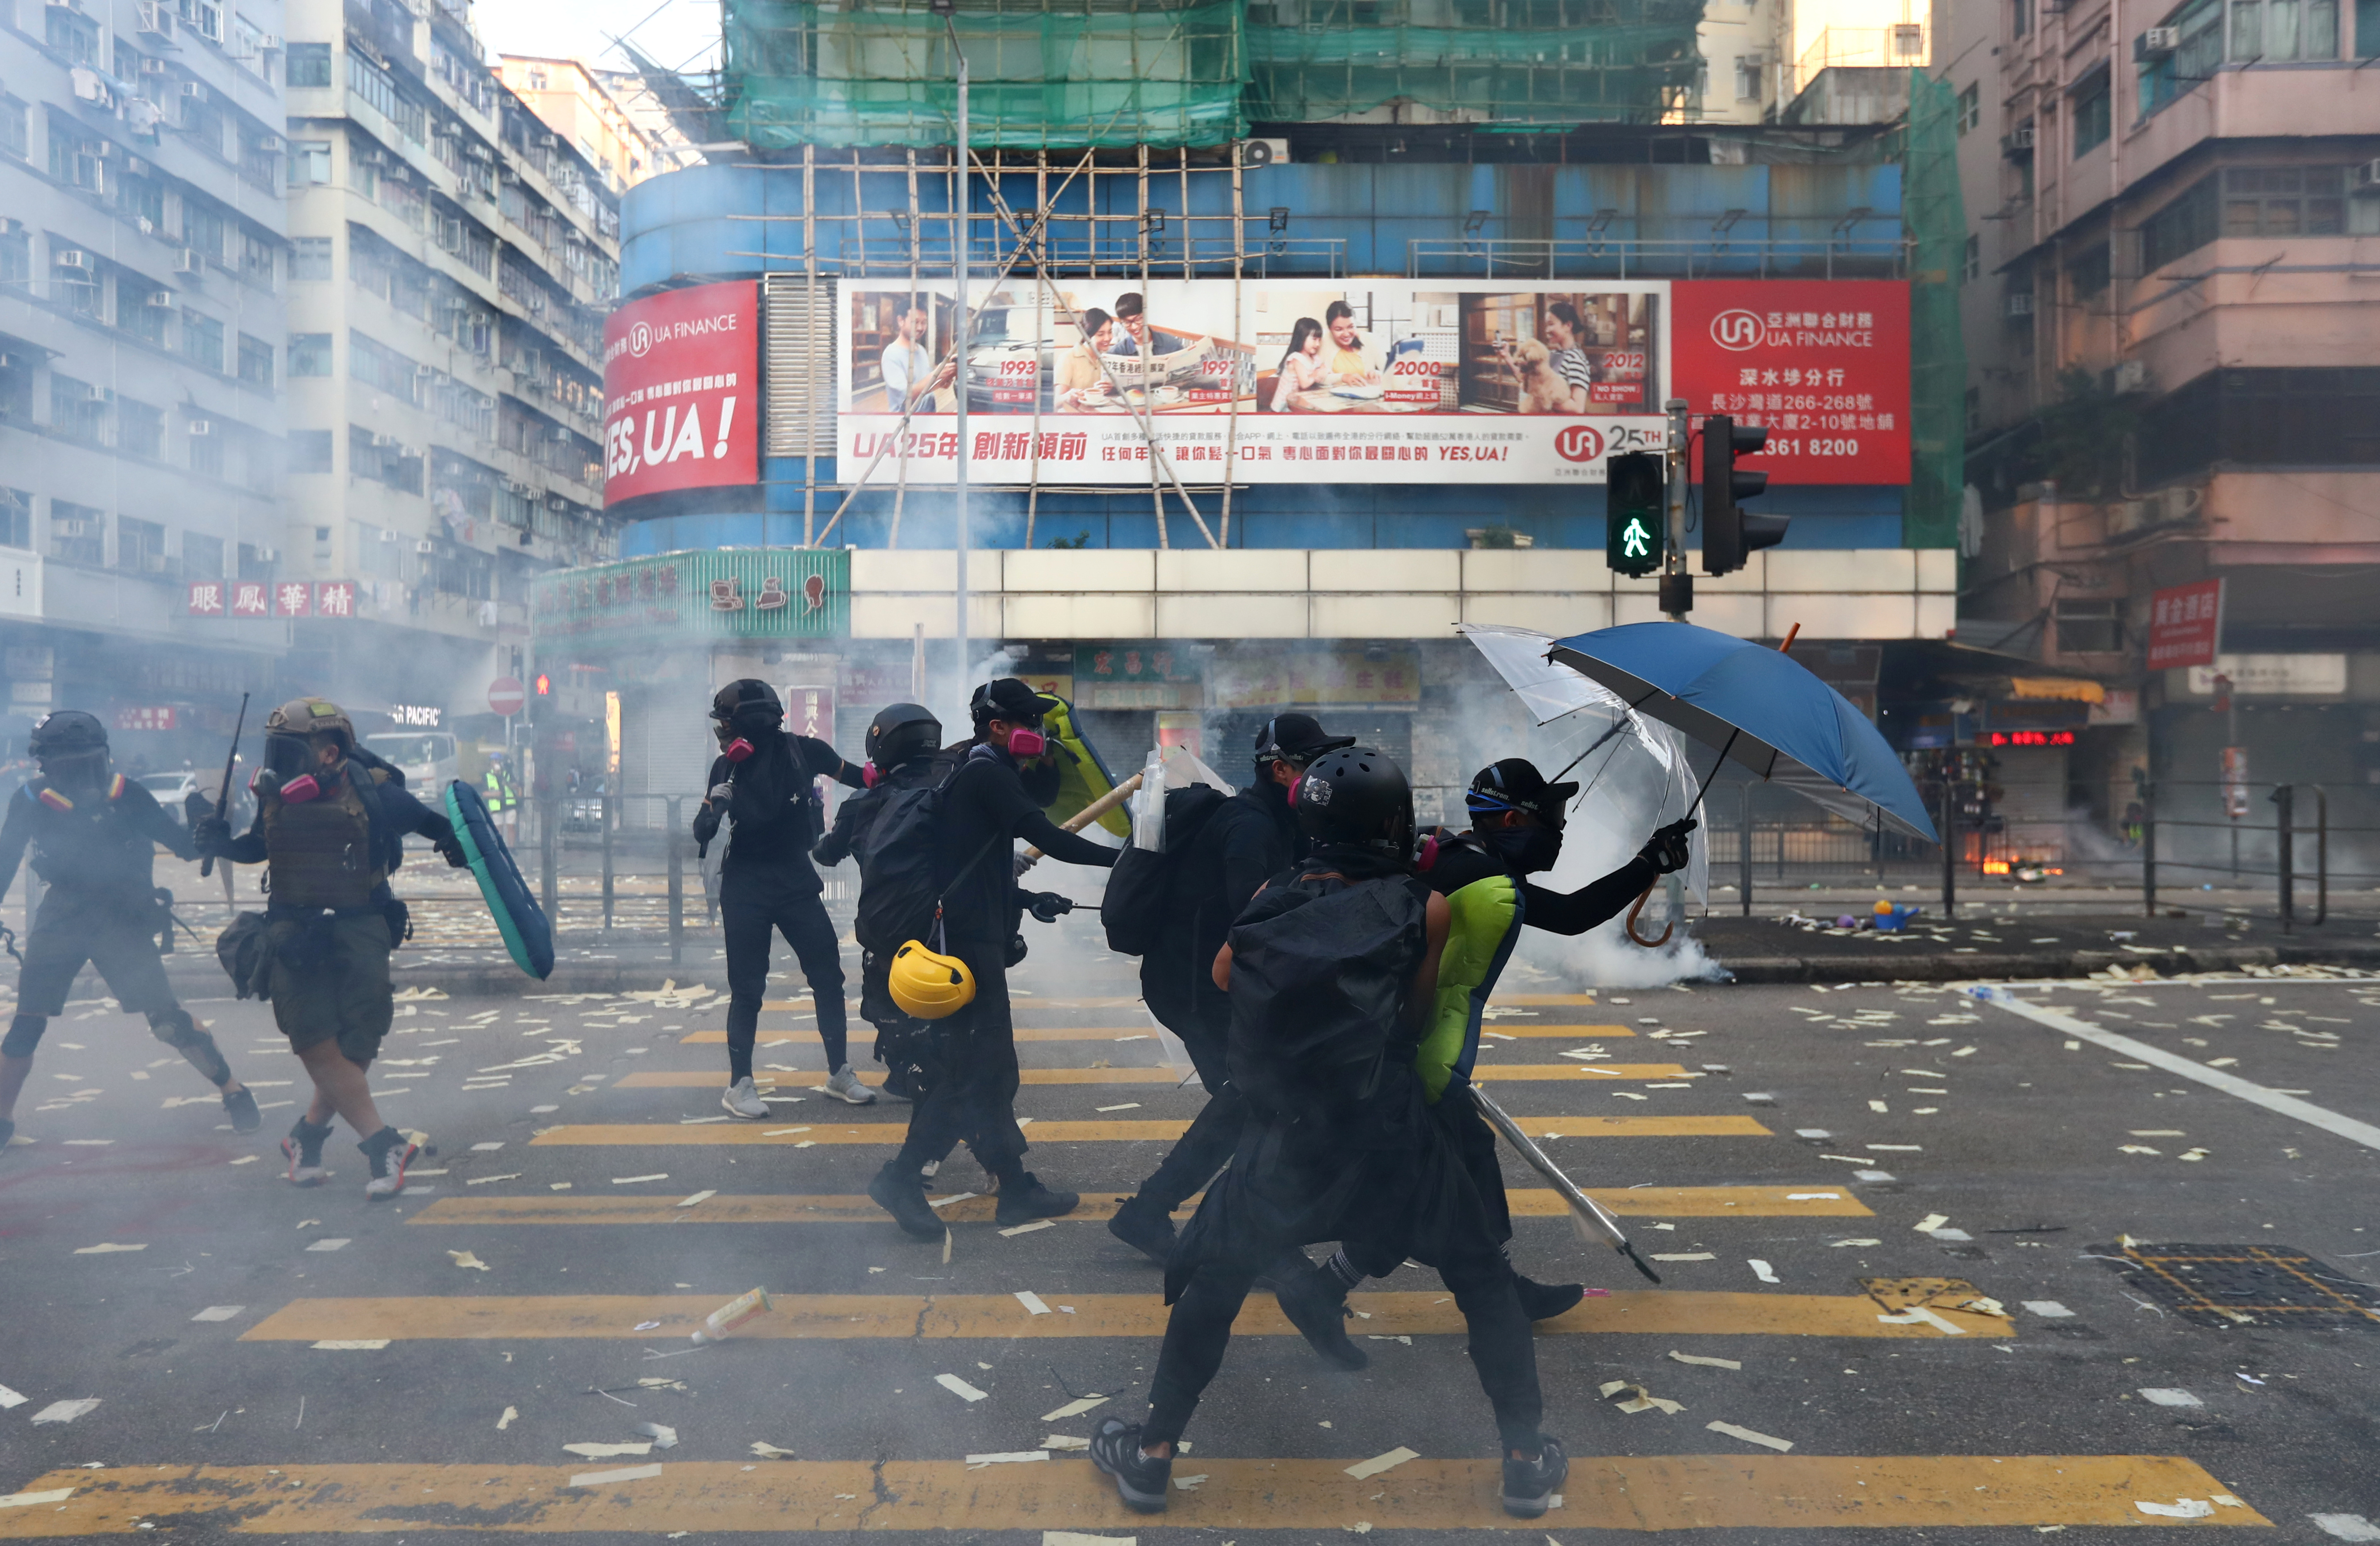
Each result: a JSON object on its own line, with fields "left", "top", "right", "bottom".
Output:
{"left": 1624, "top": 883, "right": 1672, "bottom": 948}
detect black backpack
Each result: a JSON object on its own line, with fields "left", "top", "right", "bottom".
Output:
{"left": 1099, "top": 784, "right": 1229, "bottom": 957}
{"left": 851, "top": 750, "right": 1004, "bottom": 956}
{"left": 1224, "top": 868, "right": 1430, "bottom": 1117}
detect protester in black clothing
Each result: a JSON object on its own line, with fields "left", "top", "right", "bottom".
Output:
{"left": 692, "top": 680, "right": 869, "bottom": 1119}
{"left": 0, "top": 710, "right": 258, "bottom": 1151}
{"left": 1107, "top": 713, "right": 1353, "bottom": 1264}
{"left": 814, "top": 702, "right": 949, "bottom": 1101}
{"left": 866, "top": 678, "right": 1117, "bottom": 1238}
{"left": 1090, "top": 746, "right": 1568, "bottom": 1521}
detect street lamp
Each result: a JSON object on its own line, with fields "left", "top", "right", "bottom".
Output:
{"left": 932, "top": 0, "right": 970, "bottom": 697}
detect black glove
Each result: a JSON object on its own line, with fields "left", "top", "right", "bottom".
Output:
{"left": 1636, "top": 818, "right": 1697, "bottom": 876}
{"left": 192, "top": 817, "right": 233, "bottom": 857}
{"left": 691, "top": 804, "right": 722, "bottom": 852}
{"left": 183, "top": 789, "right": 215, "bottom": 826}
{"left": 435, "top": 835, "right": 469, "bottom": 869}
{"left": 1006, "top": 932, "right": 1029, "bottom": 968}
{"left": 1026, "top": 891, "right": 1074, "bottom": 924}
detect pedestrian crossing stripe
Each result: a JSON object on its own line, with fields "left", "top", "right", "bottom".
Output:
{"left": 0, "top": 1456, "right": 2261, "bottom": 1535}
{"left": 406, "top": 1185, "right": 1873, "bottom": 1228}
{"left": 613, "top": 1064, "right": 1699, "bottom": 1089}
{"left": 527, "top": 1115, "right": 1775, "bottom": 1147}
{"left": 240, "top": 1289, "right": 2010, "bottom": 1343}
{"left": 756, "top": 993, "right": 1610, "bottom": 1012}
{"left": 691, "top": 1024, "right": 1641, "bottom": 1044}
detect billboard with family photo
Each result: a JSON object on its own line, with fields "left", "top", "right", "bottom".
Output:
{"left": 834, "top": 278, "right": 1905, "bottom": 487}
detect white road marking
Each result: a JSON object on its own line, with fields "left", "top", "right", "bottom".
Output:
{"left": 1969, "top": 986, "right": 2380, "bottom": 1153}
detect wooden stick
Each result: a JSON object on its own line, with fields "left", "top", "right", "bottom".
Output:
{"left": 1018, "top": 771, "right": 1142, "bottom": 867}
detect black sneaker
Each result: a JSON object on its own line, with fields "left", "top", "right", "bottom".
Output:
{"left": 867, "top": 1165, "right": 946, "bottom": 1240}
{"left": 282, "top": 1116, "right": 333, "bottom": 1187}
{"left": 1106, "top": 1196, "right": 1177, "bottom": 1266}
{"left": 1273, "top": 1263, "right": 1368, "bottom": 1371}
{"left": 1501, "top": 1434, "right": 1568, "bottom": 1519}
{"left": 1515, "top": 1274, "right": 1585, "bottom": 1322}
{"left": 1089, "top": 1419, "right": 1171, "bottom": 1514}
{"left": 993, "top": 1172, "right": 1078, "bottom": 1226}
{"left": 221, "top": 1085, "right": 261, "bottom": 1135}
{"left": 360, "top": 1126, "right": 418, "bottom": 1200}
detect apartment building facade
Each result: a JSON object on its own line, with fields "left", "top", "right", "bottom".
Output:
{"left": 0, "top": 0, "right": 290, "bottom": 759}
{"left": 496, "top": 54, "right": 666, "bottom": 194}
{"left": 282, "top": 0, "right": 618, "bottom": 717}
{"left": 1936, "top": 0, "right": 2380, "bottom": 838}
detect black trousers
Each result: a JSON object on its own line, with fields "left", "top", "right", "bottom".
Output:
{"left": 890, "top": 938, "right": 1027, "bottom": 1181}
{"left": 1143, "top": 1186, "right": 1542, "bottom": 1453}
{"left": 1127, "top": 986, "right": 1243, "bottom": 1215}
{"left": 720, "top": 875, "right": 848, "bottom": 1081}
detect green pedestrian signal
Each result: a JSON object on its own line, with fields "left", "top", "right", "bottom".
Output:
{"left": 1605, "top": 451, "right": 1664, "bottom": 578}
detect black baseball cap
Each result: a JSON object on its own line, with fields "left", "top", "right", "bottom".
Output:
{"left": 1466, "top": 758, "right": 1578, "bottom": 828}
{"left": 1253, "top": 713, "right": 1356, "bottom": 766}
{"left": 972, "top": 678, "right": 1060, "bottom": 725}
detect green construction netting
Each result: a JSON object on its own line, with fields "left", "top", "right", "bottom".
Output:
{"left": 1901, "top": 66, "right": 1965, "bottom": 551}
{"left": 724, "top": 0, "right": 1249, "bottom": 150}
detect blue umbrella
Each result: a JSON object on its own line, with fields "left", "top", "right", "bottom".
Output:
{"left": 1547, "top": 621, "right": 1939, "bottom": 843}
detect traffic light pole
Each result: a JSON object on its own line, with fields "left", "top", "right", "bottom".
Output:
{"left": 1660, "top": 397, "right": 1692, "bottom": 620}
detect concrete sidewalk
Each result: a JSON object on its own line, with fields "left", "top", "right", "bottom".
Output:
{"left": 1694, "top": 911, "right": 2380, "bottom": 983}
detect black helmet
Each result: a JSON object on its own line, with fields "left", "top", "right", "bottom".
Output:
{"left": 866, "top": 702, "right": 942, "bottom": 768}
{"left": 29, "top": 710, "right": 108, "bottom": 758}
{"left": 710, "top": 678, "right": 783, "bottom": 736}
{"left": 970, "top": 677, "right": 1058, "bottom": 728}
{"left": 1294, "top": 745, "right": 1414, "bottom": 856}
{"left": 1253, "top": 713, "right": 1355, "bottom": 771}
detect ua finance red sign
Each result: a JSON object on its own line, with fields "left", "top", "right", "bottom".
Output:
{"left": 1670, "top": 279, "right": 1910, "bottom": 485}
{"left": 603, "top": 279, "right": 760, "bottom": 505}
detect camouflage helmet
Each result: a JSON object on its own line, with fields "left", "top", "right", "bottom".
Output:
{"left": 264, "top": 697, "right": 357, "bottom": 750}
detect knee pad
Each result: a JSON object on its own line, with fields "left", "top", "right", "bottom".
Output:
{"left": 1, "top": 1013, "right": 47, "bottom": 1059}
{"left": 148, "top": 1007, "right": 201, "bottom": 1046}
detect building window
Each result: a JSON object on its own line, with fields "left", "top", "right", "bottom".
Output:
{"left": 349, "top": 423, "right": 424, "bottom": 493}
{"left": 45, "top": 8, "right": 98, "bottom": 62}
{"left": 2229, "top": 0, "right": 2340, "bottom": 58}
{"left": 182, "top": 201, "right": 226, "bottom": 262}
{"left": 0, "top": 95, "right": 27, "bottom": 161}
{"left": 119, "top": 398, "right": 164, "bottom": 459}
{"left": 290, "top": 428, "right": 333, "bottom": 472}
{"left": 288, "top": 41, "right": 332, "bottom": 86}
{"left": 2072, "top": 70, "right": 2111, "bottom": 156}
{"left": 2056, "top": 598, "right": 2124, "bottom": 654}
{"left": 50, "top": 500, "right": 105, "bottom": 566}
{"left": 2362, "top": 0, "right": 2380, "bottom": 56}
{"left": 190, "top": 425, "right": 223, "bottom": 477}
{"left": 2070, "top": 241, "right": 2111, "bottom": 296}
{"left": 1734, "top": 58, "right": 1762, "bottom": 98}
{"left": 184, "top": 531, "right": 225, "bottom": 579}
{"left": 2140, "top": 174, "right": 2218, "bottom": 270}
{"left": 240, "top": 230, "right": 275, "bottom": 285}
{"left": 237, "top": 333, "right": 274, "bottom": 386}
{"left": 2140, "top": 0, "right": 2222, "bottom": 117}
{"left": 349, "top": 329, "right": 424, "bottom": 402}
{"left": 1964, "top": 233, "right": 1981, "bottom": 281}
{"left": 292, "top": 236, "right": 333, "bottom": 280}
{"left": 0, "top": 353, "right": 27, "bottom": 421}
{"left": 50, "top": 375, "right": 106, "bottom": 444}
{"left": 2224, "top": 166, "right": 2346, "bottom": 236}
{"left": 347, "top": 51, "right": 426, "bottom": 143}
{"left": 0, "top": 488, "right": 29, "bottom": 551}
{"left": 117, "top": 515, "right": 167, "bottom": 575}
{"left": 2012, "top": 0, "right": 2031, "bottom": 35}
{"left": 289, "top": 139, "right": 332, "bottom": 184}
{"left": 0, "top": 227, "right": 27, "bottom": 288}
{"left": 182, "top": 310, "right": 225, "bottom": 372}
{"left": 290, "top": 333, "right": 333, "bottom": 376}
{"left": 121, "top": 279, "right": 170, "bottom": 346}
{"left": 1956, "top": 82, "right": 1980, "bottom": 134}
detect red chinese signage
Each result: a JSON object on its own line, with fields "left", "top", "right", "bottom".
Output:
{"left": 187, "top": 581, "right": 225, "bottom": 616}
{"left": 231, "top": 581, "right": 269, "bottom": 618}
{"left": 602, "top": 279, "right": 760, "bottom": 506}
{"left": 2147, "top": 578, "right": 2224, "bottom": 671}
{"left": 1669, "top": 279, "right": 1911, "bottom": 485}
{"left": 114, "top": 707, "right": 178, "bottom": 731}
{"left": 194, "top": 579, "right": 354, "bottom": 620}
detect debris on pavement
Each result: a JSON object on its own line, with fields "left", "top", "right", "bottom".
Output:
{"left": 30, "top": 1399, "right": 101, "bottom": 1424}
{"left": 497, "top": 1407, "right": 517, "bottom": 1429}
{"left": 937, "top": 1374, "right": 989, "bottom": 1403}
{"left": 1705, "top": 1420, "right": 1793, "bottom": 1452}
{"left": 690, "top": 1287, "right": 772, "bottom": 1345}
{"left": 563, "top": 1442, "right": 652, "bottom": 1458}
{"left": 1042, "top": 1394, "right": 1109, "bottom": 1421}
{"left": 447, "top": 1250, "right": 491, "bottom": 1272}
{"left": 1667, "top": 1352, "right": 1742, "bottom": 1370}
{"left": 750, "top": 1442, "right": 797, "bottom": 1458}
{"left": 1599, "top": 1381, "right": 1683, "bottom": 1415}
{"left": 567, "top": 1464, "right": 663, "bottom": 1488}
{"left": 2134, "top": 1499, "right": 2215, "bottom": 1519}
{"left": 1344, "top": 1446, "right": 1419, "bottom": 1479}
{"left": 965, "top": 1452, "right": 1048, "bottom": 1467}
{"left": 1015, "top": 1291, "right": 1051, "bottom": 1315}
{"left": 635, "top": 1422, "right": 679, "bottom": 1449}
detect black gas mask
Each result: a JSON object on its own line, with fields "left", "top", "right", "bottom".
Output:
{"left": 36, "top": 749, "right": 109, "bottom": 796}
{"left": 1482, "top": 823, "right": 1564, "bottom": 875}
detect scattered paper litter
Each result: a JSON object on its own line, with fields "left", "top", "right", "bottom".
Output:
{"left": 2138, "top": 1389, "right": 2202, "bottom": 1407}
{"left": 1042, "top": 1395, "right": 1109, "bottom": 1422}
{"left": 1095, "top": 1104, "right": 1141, "bottom": 1112}
{"left": 1786, "top": 1193, "right": 1841, "bottom": 1201}
{"left": 447, "top": 1250, "right": 492, "bottom": 1272}
{"left": 1043, "top": 1435, "right": 1090, "bottom": 1450}
{"left": 999, "top": 1220, "right": 1057, "bottom": 1237}
{"left": 935, "top": 1373, "right": 989, "bottom": 1403}
{"left": 190, "top": 1306, "right": 244, "bottom": 1322}
{"left": 1344, "top": 1447, "right": 1419, "bottom": 1480}
{"left": 1599, "top": 1381, "right": 1683, "bottom": 1415}
{"left": 1913, "top": 1214, "right": 1950, "bottom": 1232}
{"left": 498, "top": 1407, "right": 518, "bottom": 1430}
{"left": 636, "top": 1422, "right": 679, "bottom": 1449}
{"left": 1829, "top": 1238, "right": 1883, "bottom": 1248}
{"left": 311, "top": 1340, "right": 391, "bottom": 1350}
{"left": 0, "top": 1489, "right": 76, "bottom": 1509}
{"left": 1043, "top": 1534, "right": 1135, "bottom": 1546}
{"left": 0, "top": 1385, "right": 25, "bottom": 1409}
{"left": 966, "top": 1452, "right": 1048, "bottom": 1467}
{"left": 2134, "top": 1499, "right": 2214, "bottom": 1519}
{"left": 1748, "top": 1260, "right": 1779, "bottom": 1283}
{"left": 1877, "top": 1307, "right": 1966, "bottom": 1336}
{"left": 2308, "top": 1515, "right": 2380, "bottom": 1541}
{"left": 763, "top": 1128, "right": 810, "bottom": 1137}
{"left": 563, "top": 1442, "right": 652, "bottom": 1458}
{"left": 30, "top": 1399, "right": 101, "bottom": 1424}
{"left": 676, "top": 1191, "right": 717, "bottom": 1209}
{"left": 927, "top": 1192, "right": 977, "bottom": 1209}
{"left": 569, "top": 1465, "right": 663, "bottom": 1488}
{"left": 1668, "top": 1351, "right": 1742, "bottom": 1370}
{"left": 1650, "top": 1252, "right": 1715, "bottom": 1262}
{"left": 1172, "top": 1474, "right": 1208, "bottom": 1492}
{"left": 750, "top": 1442, "right": 799, "bottom": 1458}
{"left": 466, "top": 1174, "right": 523, "bottom": 1186}
{"left": 612, "top": 1174, "right": 670, "bottom": 1185}
{"left": 1705, "top": 1420, "right": 1793, "bottom": 1452}
{"left": 73, "top": 1243, "right": 145, "bottom": 1255}
{"left": 2022, "top": 1301, "right": 2074, "bottom": 1318}
{"left": 1015, "top": 1291, "right": 1051, "bottom": 1315}
{"left": 306, "top": 1238, "right": 349, "bottom": 1253}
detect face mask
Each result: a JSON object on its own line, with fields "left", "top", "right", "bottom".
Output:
{"left": 862, "top": 761, "right": 881, "bottom": 789}
{"left": 723, "top": 738, "right": 756, "bottom": 763}
{"left": 1484, "top": 823, "right": 1564, "bottom": 874}
{"left": 1007, "top": 727, "right": 1046, "bottom": 758}
{"left": 279, "top": 773, "right": 323, "bottom": 806}
{"left": 1285, "top": 772, "right": 1303, "bottom": 807}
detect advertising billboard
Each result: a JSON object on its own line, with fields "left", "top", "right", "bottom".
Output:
{"left": 834, "top": 279, "right": 1907, "bottom": 487}
{"left": 603, "top": 280, "right": 760, "bottom": 504}
{"left": 2147, "top": 578, "right": 2224, "bottom": 672}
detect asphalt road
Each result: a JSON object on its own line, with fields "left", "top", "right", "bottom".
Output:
{"left": 2, "top": 912, "right": 2378, "bottom": 1543}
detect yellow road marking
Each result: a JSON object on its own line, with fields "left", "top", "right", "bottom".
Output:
{"left": 615, "top": 1064, "right": 1694, "bottom": 1089}
{"left": 527, "top": 1114, "right": 1774, "bottom": 1146}
{"left": 764, "top": 996, "right": 1149, "bottom": 1012}
{"left": 240, "top": 1289, "right": 2005, "bottom": 1343}
{"left": 407, "top": 1185, "right": 1871, "bottom": 1228}
{"left": 0, "top": 1456, "right": 2260, "bottom": 1536}
{"left": 695, "top": 1024, "right": 1639, "bottom": 1044}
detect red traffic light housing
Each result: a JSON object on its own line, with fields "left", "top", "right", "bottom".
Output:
{"left": 1701, "top": 414, "right": 1787, "bottom": 575}
{"left": 534, "top": 672, "right": 552, "bottom": 696}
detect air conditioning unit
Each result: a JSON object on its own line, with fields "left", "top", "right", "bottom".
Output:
{"left": 2110, "top": 358, "right": 2147, "bottom": 394}
{"left": 2002, "top": 123, "right": 2035, "bottom": 158}
{"left": 415, "top": 363, "right": 436, "bottom": 377}
{"left": 415, "top": 538, "right": 436, "bottom": 554}
{"left": 372, "top": 433, "right": 399, "bottom": 447}
{"left": 252, "top": 543, "right": 278, "bottom": 562}
{"left": 2353, "top": 158, "right": 2380, "bottom": 196}
{"left": 186, "top": 418, "right": 212, "bottom": 435}
{"left": 126, "top": 155, "right": 150, "bottom": 176}
{"left": 259, "top": 32, "right": 279, "bottom": 47}
{"left": 179, "top": 81, "right": 205, "bottom": 100}
{"left": 2136, "top": 25, "right": 2179, "bottom": 58}
{"left": 139, "top": 55, "right": 167, "bottom": 73}
{"left": 141, "top": 552, "right": 170, "bottom": 573}
{"left": 549, "top": 425, "right": 570, "bottom": 442}
{"left": 176, "top": 248, "right": 205, "bottom": 273}
{"left": 136, "top": 0, "right": 172, "bottom": 32}
{"left": 144, "top": 290, "right": 174, "bottom": 308}
{"left": 2005, "top": 291, "right": 2035, "bottom": 318}
{"left": 53, "top": 248, "right": 92, "bottom": 271}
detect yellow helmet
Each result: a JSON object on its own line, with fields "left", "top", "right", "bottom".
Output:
{"left": 888, "top": 940, "right": 974, "bottom": 1020}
